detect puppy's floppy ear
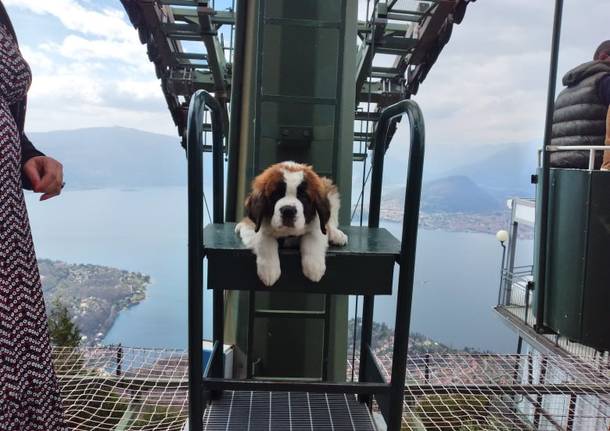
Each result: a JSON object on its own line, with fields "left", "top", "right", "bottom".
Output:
{"left": 245, "top": 192, "right": 267, "bottom": 232}
{"left": 315, "top": 195, "right": 331, "bottom": 235}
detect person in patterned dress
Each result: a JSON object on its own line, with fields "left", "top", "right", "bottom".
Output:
{"left": 0, "top": 2, "right": 67, "bottom": 430}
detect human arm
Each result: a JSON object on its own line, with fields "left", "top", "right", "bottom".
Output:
{"left": 20, "top": 132, "right": 44, "bottom": 189}
{"left": 21, "top": 133, "right": 64, "bottom": 201}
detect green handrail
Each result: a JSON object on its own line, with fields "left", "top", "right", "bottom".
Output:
{"left": 359, "top": 99, "right": 426, "bottom": 431}
{"left": 187, "top": 89, "right": 225, "bottom": 431}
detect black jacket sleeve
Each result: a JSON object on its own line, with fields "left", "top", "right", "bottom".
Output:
{"left": 20, "top": 132, "right": 44, "bottom": 190}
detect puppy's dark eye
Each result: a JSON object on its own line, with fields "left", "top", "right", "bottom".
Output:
{"left": 297, "top": 182, "right": 307, "bottom": 198}
{"left": 270, "top": 182, "right": 286, "bottom": 203}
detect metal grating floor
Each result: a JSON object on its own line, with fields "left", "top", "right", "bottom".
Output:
{"left": 202, "top": 391, "right": 377, "bottom": 430}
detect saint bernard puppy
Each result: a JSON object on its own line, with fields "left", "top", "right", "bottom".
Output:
{"left": 235, "top": 161, "right": 348, "bottom": 286}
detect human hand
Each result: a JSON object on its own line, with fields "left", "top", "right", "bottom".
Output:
{"left": 23, "top": 156, "right": 64, "bottom": 201}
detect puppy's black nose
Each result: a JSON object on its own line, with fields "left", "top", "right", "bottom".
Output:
{"left": 280, "top": 205, "right": 297, "bottom": 220}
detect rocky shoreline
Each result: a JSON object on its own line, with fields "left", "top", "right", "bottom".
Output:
{"left": 38, "top": 259, "right": 150, "bottom": 345}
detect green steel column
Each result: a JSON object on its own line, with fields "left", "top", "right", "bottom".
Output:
{"left": 225, "top": 0, "right": 357, "bottom": 381}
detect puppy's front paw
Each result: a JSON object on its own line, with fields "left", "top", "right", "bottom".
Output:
{"left": 257, "top": 259, "right": 281, "bottom": 286}
{"left": 235, "top": 220, "right": 251, "bottom": 235}
{"left": 302, "top": 255, "right": 326, "bottom": 282}
{"left": 328, "top": 227, "right": 348, "bottom": 246}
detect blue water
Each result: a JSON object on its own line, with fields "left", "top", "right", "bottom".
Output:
{"left": 25, "top": 187, "right": 531, "bottom": 353}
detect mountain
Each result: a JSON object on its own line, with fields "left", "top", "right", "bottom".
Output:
{"left": 440, "top": 142, "right": 537, "bottom": 198}
{"left": 30, "top": 127, "right": 537, "bottom": 203}
{"left": 29, "top": 127, "right": 187, "bottom": 189}
{"left": 384, "top": 175, "right": 503, "bottom": 214}
{"left": 354, "top": 142, "right": 538, "bottom": 203}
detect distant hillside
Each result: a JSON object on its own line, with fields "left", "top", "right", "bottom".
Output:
{"left": 30, "top": 127, "right": 537, "bottom": 202}
{"left": 441, "top": 142, "right": 538, "bottom": 198}
{"left": 29, "top": 127, "right": 187, "bottom": 189}
{"left": 384, "top": 175, "right": 503, "bottom": 214}
{"left": 359, "top": 142, "right": 538, "bottom": 201}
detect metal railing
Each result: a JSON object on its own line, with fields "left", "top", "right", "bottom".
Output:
{"left": 496, "top": 245, "right": 608, "bottom": 363}
{"left": 542, "top": 145, "right": 610, "bottom": 170}
{"left": 187, "top": 96, "right": 426, "bottom": 431}
{"left": 186, "top": 89, "right": 225, "bottom": 431}
{"left": 498, "top": 265, "right": 535, "bottom": 326}
{"left": 361, "top": 99, "right": 426, "bottom": 430}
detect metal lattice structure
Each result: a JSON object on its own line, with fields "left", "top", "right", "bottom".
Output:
{"left": 120, "top": 0, "right": 475, "bottom": 144}
{"left": 54, "top": 347, "right": 610, "bottom": 430}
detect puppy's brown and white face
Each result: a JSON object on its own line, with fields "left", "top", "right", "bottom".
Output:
{"left": 245, "top": 161, "right": 330, "bottom": 237}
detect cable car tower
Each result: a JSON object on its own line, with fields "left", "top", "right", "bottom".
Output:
{"left": 110, "top": 1, "right": 610, "bottom": 430}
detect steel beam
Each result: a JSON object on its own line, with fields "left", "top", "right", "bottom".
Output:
{"left": 197, "top": 5, "right": 229, "bottom": 100}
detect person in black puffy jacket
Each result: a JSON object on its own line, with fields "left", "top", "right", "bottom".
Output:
{"left": 550, "top": 41, "right": 610, "bottom": 169}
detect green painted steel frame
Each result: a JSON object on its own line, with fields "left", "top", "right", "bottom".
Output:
{"left": 236, "top": 0, "right": 356, "bottom": 384}
{"left": 187, "top": 90, "right": 225, "bottom": 431}
{"left": 187, "top": 93, "right": 426, "bottom": 430}
{"left": 251, "top": 0, "right": 347, "bottom": 180}
{"left": 535, "top": 0, "right": 564, "bottom": 334}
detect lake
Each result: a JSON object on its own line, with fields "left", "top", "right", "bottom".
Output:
{"left": 25, "top": 187, "right": 531, "bottom": 353}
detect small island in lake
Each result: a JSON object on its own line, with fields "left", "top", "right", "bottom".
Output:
{"left": 38, "top": 259, "right": 150, "bottom": 345}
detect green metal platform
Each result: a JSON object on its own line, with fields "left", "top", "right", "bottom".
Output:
{"left": 534, "top": 168, "right": 610, "bottom": 351}
{"left": 204, "top": 223, "right": 400, "bottom": 295}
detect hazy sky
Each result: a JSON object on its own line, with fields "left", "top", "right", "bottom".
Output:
{"left": 5, "top": 0, "right": 610, "bottom": 153}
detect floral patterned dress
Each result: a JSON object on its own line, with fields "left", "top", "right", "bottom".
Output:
{"left": 0, "top": 24, "right": 65, "bottom": 430}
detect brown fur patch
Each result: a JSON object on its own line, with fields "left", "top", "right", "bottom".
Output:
{"left": 245, "top": 162, "right": 335, "bottom": 234}
{"left": 250, "top": 164, "right": 284, "bottom": 198}
{"left": 249, "top": 162, "right": 329, "bottom": 200}
{"left": 320, "top": 177, "right": 336, "bottom": 198}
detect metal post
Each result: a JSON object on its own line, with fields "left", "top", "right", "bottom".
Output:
{"left": 187, "top": 91, "right": 206, "bottom": 431}
{"left": 246, "top": 290, "right": 255, "bottom": 378}
{"left": 322, "top": 293, "right": 332, "bottom": 381}
{"left": 225, "top": 0, "right": 247, "bottom": 221}
{"left": 116, "top": 344, "right": 123, "bottom": 377}
{"left": 360, "top": 100, "right": 425, "bottom": 413}
{"left": 535, "top": 0, "right": 564, "bottom": 333}
{"left": 358, "top": 296, "right": 374, "bottom": 403}
{"left": 533, "top": 356, "right": 548, "bottom": 429}
{"left": 424, "top": 354, "right": 430, "bottom": 383}
{"left": 511, "top": 341, "right": 522, "bottom": 405}
{"left": 512, "top": 341, "right": 522, "bottom": 385}
{"left": 524, "top": 282, "right": 532, "bottom": 325}
{"left": 212, "top": 290, "right": 224, "bottom": 380}
{"left": 497, "top": 242, "right": 507, "bottom": 305}
{"left": 386, "top": 101, "right": 425, "bottom": 431}
{"left": 566, "top": 394, "right": 577, "bottom": 431}
{"left": 351, "top": 295, "right": 359, "bottom": 382}
{"left": 187, "top": 90, "right": 226, "bottom": 430}
{"left": 504, "top": 220, "right": 519, "bottom": 306}
{"left": 588, "top": 149, "right": 595, "bottom": 171}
